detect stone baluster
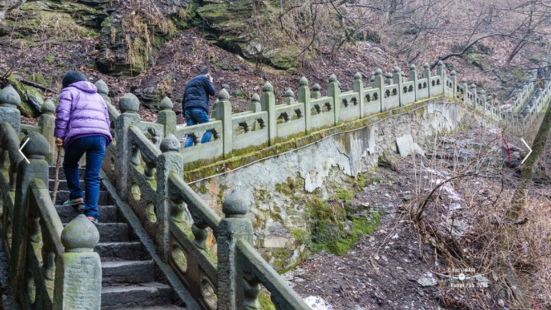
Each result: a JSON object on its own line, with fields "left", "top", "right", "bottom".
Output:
{"left": 218, "top": 89, "right": 233, "bottom": 155}
{"left": 384, "top": 73, "right": 393, "bottom": 85}
{"left": 353, "top": 72, "right": 364, "bottom": 117}
{"left": 328, "top": 74, "right": 341, "bottom": 125}
{"left": 311, "top": 83, "right": 321, "bottom": 99}
{"left": 283, "top": 88, "right": 295, "bottom": 105}
{"left": 423, "top": 63, "right": 431, "bottom": 98}
{"left": 437, "top": 60, "right": 446, "bottom": 96}
{"left": 462, "top": 81, "right": 469, "bottom": 104}
{"left": 38, "top": 100, "right": 56, "bottom": 164}
{"left": 250, "top": 94, "right": 261, "bottom": 113}
{"left": 154, "top": 135, "right": 184, "bottom": 260}
{"left": 469, "top": 84, "right": 478, "bottom": 108}
{"left": 0, "top": 85, "right": 21, "bottom": 134}
{"left": 157, "top": 96, "right": 177, "bottom": 136}
{"left": 409, "top": 64, "right": 418, "bottom": 102}
{"left": 478, "top": 89, "right": 486, "bottom": 111}
{"left": 115, "top": 93, "right": 141, "bottom": 200}
{"left": 393, "top": 67, "right": 403, "bottom": 107}
{"left": 217, "top": 191, "right": 254, "bottom": 310}
{"left": 9, "top": 132, "right": 49, "bottom": 295}
{"left": 299, "top": 77, "right": 311, "bottom": 134}
{"left": 373, "top": 69, "right": 384, "bottom": 112}
{"left": 54, "top": 214, "right": 101, "bottom": 310}
{"left": 261, "top": 82, "right": 276, "bottom": 145}
{"left": 450, "top": 70, "right": 457, "bottom": 99}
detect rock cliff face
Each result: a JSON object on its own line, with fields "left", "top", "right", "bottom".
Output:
{"left": 195, "top": 0, "right": 299, "bottom": 70}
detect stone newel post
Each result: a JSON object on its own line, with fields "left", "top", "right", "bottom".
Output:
{"left": 0, "top": 85, "right": 21, "bottom": 133}
{"left": 328, "top": 74, "right": 341, "bottom": 125}
{"left": 353, "top": 72, "right": 364, "bottom": 117}
{"left": 10, "top": 132, "right": 49, "bottom": 296}
{"left": 38, "top": 99, "right": 56, "bottom": 163}
{"left": 261, "top": 82, "right": 276, "bottom": 145}
{"left": 250, "top": 94, "right": 261, "bottom": 113}
{"left": 373, "top": 69, "right": 384, "bottom": 112}
{"left": 218, "top": 89, "right": 233, "bottom": 155}
{"left": 115, "top": 93, "right": 141, "bottom": 200}
{"left": 283, "top": 89, "right": 295, "bottom": 105}
{"left": 469, "top": 84, "right": 478, "bottom": 107}
{"left": 298, "top": 77, "right": 311, "bottom": 133}
{"left": 423, "top": 63, "right": 431, "bottom": 97}
{"left": 217, "top": 191, "right": 254, "bottom": 310}
{"left": 409, "top": 64, "right": 418, "bottom": 102}
{"left": 157, "top": 96, "right": 177, "bottom": 136}
{"left": 450, "top": 70, "right": 457, "bottom": 98}
{"left": 393, "top": 67, "right": 403, "bottom": 106}
{"left": 54, "top": 214, "right": 101, "bottom": 310}
{"left": 156, "top": 135, "right": 183, "bottom": 260}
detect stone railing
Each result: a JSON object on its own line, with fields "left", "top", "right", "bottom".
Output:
{"left": 0, "top": 86, "right": 102, "bottom": 310}
{"left": 174, "top": 62, "right": 459, "bottom": 164}
{"left": 101, "top": 89, "right": 309, "bottom": 309}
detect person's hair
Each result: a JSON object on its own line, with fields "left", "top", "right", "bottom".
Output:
{"left": 62, "top": 71, "right": 87, "bottom": 88}
{"left": 198, "top": 66, "right": 210, "bottom": 75}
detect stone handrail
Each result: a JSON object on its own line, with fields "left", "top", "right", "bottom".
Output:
{"left": 0, "top": 86, "right": 102, "bottom": 310}
{"left": 166, "top": 62, "right": 494, "bottom": 165}
{"left": 103, "top": 87, "right": 310, "bottom": 309}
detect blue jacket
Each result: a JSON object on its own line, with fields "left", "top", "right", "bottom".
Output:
{"left": 182, "top": 75, "right": 216, "bottom": 112}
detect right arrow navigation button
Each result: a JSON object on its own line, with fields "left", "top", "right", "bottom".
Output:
{"left": 520, "top": 138, "right": 532, "bottom": 165}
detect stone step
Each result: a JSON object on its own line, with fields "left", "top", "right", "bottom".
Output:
{"left": 48, "top": 179, "right": 105, "bottom": 191}
{"left": 55, "top": 190, "right": 112, "bottom": 205}
{"left": 56, "top": 205, "right": 118, "bottom": 223}
{"left": 102, "top": 260, "right": 155, "bottom": 285}
{"left": 101, "top": 283, "right": 175, "bottom": 309}
{"left": 49, "top": 166, "right": 85, "bottom": 179}
{"left": 95, "top": 223, "right": 132, "bottom": 243}
{"left": 95, "top": 242, "right": 149, "bottom": 262}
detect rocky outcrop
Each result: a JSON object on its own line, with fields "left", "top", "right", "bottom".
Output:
{"left": 195, "top": 1, "right": 299, "bottom": 70}
{"left": 96, "top": 8, "right": 178, "bottom": 76}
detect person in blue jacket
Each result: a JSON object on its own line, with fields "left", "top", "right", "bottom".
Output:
{"left": 182, "top": 66, "right": 216, "bottom": 147}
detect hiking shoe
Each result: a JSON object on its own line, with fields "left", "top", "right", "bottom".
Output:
{"left": 86, "top": 216, "right": 98, "bottom": 225}
{"left": 62, "top": 198, "right": 84, "bottom": 211}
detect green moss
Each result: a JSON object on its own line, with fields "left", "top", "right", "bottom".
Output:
{"left": 198, "top": 182, "right": 208, "bottom": 194}
{"left": 274, "top": 176, "right": 304, "bottom": 196}
{"left": 335, "top": 187, "right": 353, "bottom": 203}
{"left": 306, "top": 198, "right": 381, "bottom": 256}
{"left": 259, "top": 292, "right": 276, "bottom": 310}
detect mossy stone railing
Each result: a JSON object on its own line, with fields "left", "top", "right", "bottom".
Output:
{"left": 96, "top": 61, "right": 550, "bottom": 308}
{"left": 101, "top": 88, "right": 309, "bottom": 309}
{"left": 0, "top": 85, "right": 102, "bottom": 309}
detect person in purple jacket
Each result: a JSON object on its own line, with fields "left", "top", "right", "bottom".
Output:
{"left": 54, "top": 71, "right": 112, "bottom": 224}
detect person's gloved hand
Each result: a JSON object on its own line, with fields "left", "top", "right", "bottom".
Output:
{"left": 55, "top": 138, "right": 64, "bottom": 147}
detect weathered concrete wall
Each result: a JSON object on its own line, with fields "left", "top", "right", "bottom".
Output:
{"left": 192, "top": 100, "right": 466, "bottom": 268}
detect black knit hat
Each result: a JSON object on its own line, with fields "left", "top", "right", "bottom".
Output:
{"left": 62, "top": 71, "right": 87, "bottom": 88}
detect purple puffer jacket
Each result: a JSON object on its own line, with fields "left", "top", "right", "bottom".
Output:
{"left": 54, "top": 81, "right": 112, "bottom": 147}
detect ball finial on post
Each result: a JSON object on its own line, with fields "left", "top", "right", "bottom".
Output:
{"left": 119, "top": 93, "right": 140, "bottom": 113}
{"left": 0, "top": 85, "right": 21, "bottom": 107}
{"left": 41, "top": 99, "right": 55, "bottom": 114}
{"left": 222, "top": 190, "right": 249, "bottom": 218}
{"left": 160, "top": 134, "right": 180, "bottom": 153}
{"left": 159, "top": 96, "right": 174, "bottom": 110}
{"left": 22, "top": 132, "right": 50, "bottom": 159}
{"left": 95, "top": 80, "right": 109, "bottom": 96}
{"left": 61, "top": 214, "right": 100, "bottom": 252}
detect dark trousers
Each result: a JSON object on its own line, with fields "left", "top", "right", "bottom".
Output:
{"left": 63, "top": 135, "right": 107, "bottom": 219}
{"left": 184, "top": 107, "right": 212, "bottom": 147}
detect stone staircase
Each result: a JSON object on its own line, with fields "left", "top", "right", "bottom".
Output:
{"left": 49, "top": 167, "right": 185, "bottom": 309}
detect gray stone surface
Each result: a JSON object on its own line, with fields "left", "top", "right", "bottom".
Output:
{"left": 396, "top": 134, "right": 425, "bottom": 157}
